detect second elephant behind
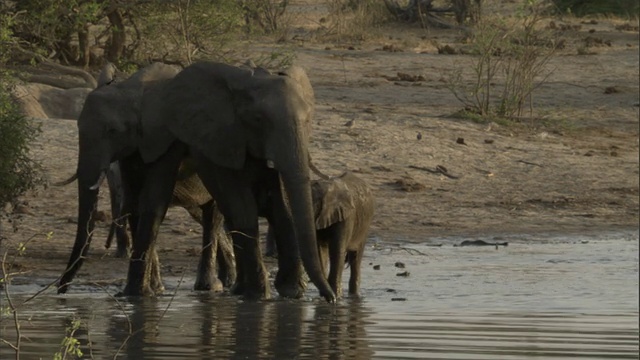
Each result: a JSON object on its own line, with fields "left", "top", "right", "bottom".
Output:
{"left": 267, "top": 172, "right": 375, "bottom": 298}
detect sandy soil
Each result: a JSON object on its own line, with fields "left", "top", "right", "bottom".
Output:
{"left": 1, "top": 4, "right": 638, "bottom": 288}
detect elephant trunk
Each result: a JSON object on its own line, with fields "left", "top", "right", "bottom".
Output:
{"left": 279, "top": 158, "right": 336, "bottom": 303}
{"left": 58, "top": 150, "right": 105, "bottom": 293}
{"left": 58, "top": 177, "right": 99, "bottom": 293}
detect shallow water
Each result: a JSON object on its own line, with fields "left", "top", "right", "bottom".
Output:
{"left": 2, "top": 232, "right": 638, "bottom": 359}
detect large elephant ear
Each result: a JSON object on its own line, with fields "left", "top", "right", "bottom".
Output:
{"left": 78, "top": 85, "right": 138, "bottom": 133}
{"left": 312, "top": 178, "right": 355, "bottom": 230}
{"left": 279, "top": 65, "right": 315, "bottom": 115}
{"left": 138, "top": 79, "right": 179, "bottom": 163}
{"left": 159, "top": 62, "right": 251, "bottom": 169}
{"left": 129, "top": 63, "right": 180, "bottom": 163}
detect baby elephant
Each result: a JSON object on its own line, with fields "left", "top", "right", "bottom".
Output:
{"left": 267, "top": 172, "right": 375, "bottom": 298}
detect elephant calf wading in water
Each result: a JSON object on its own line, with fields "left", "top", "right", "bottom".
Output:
{"left": 267, "top": 172, "right": 375, "bottom": 298}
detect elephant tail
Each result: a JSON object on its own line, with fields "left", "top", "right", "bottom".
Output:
{"left": 53, "top": 172, "right": 78, "bottom": 186}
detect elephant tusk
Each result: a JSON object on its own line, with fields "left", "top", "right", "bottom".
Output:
{"left": 266, "top": 159, "right": 275, "bottom": 169}
{"left": 89, "top": 171, "right": 107, "bottom": 190}
{"left": 53, "top": 172, "right": 78, "bottom": 186}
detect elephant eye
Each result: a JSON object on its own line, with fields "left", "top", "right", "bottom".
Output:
{"left": 106, "top": 128, "right": 119, "bottom": 137}
{"left": 251, "top": 114, "right": 265, "bottom": 126}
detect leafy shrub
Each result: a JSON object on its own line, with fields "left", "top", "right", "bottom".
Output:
{"left": 0, "top": 81, "right": 42, "bottom": 209}
{"left": 1, "top": 13, "right": 42, "bottom": 211}
{"left": 446, "top": 2, "right": 558, "bottom": 119}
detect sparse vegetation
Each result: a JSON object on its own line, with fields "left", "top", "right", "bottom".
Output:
{"left": 0, "top": 0, "right": 294, "bottom": 68}
{"left": 0, "top": 14, "right": 43, "bottom": 221}
{"left": 446, "top": 1, "right": 558, "bottom": 120}
{"left": 321, "top": 0, "right": 391, "bottom": 41}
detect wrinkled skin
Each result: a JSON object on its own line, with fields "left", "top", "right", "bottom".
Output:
{"left": 267, "top": 172, "right": 375, "bottom": 298}
{"left": 139, "top": 62, "right": 336, "bottom": 302}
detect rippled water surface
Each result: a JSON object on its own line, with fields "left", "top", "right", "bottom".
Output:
{"left": 2, "top": 232, "right": 638, "bottom": 359}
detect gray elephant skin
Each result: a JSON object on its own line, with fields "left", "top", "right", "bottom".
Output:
{"left": 267, "top": 172, "right": 375, "bottom": 298}
{"left": 137, "top": 62, "right": 335, "bottom": 302}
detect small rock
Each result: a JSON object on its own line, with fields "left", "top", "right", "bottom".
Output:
{"left": 438, "top": 44, "right": 457, "bottom": 54}
{"left": 391, "top": 297, "right": 407, "bottom": 301}
{"left": 373, "top": 265, "right": 381, "bottom": 270}
{"left": 14, "top": 204, "right": 33, "bottom": 215}
{"left": 396, "top": 271, "right": 410, "bottom": 277}
{"left": 386, "top": 288, "right": 397, "bottom": 293}
{"left": 604, "top": 86, "right": 619, "bottom": 94}
{"left": 417, "top": 132, "right": 422, "bottom": 140}
{"left": 456, "top": 137, "right": 466, "bottom": 145}
{"left": 484, "top": 139, "right": 494, "bottom": 144}
{"left": 394, "top": 261, "right": 405, "bottom": 269}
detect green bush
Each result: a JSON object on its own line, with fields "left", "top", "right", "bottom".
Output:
{"left": 1, "top": 11, "right": 42, "bottom": 211}
{"left": 550, "top": 0, "right": 639, "bottom": 17}
{"left": 446, "top": 2, "right": 558, "bottom": 119}
{"left": 0, "top": 81, "right": 42, "bottom": 209}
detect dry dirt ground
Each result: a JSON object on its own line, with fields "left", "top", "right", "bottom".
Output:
{"left": 1, "top": 4, "right": 638, "bottom": 290}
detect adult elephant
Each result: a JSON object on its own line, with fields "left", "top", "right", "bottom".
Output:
{"left": 56, "top": 63, "right": 184, "bottom": 295}
{"left": 139, "top": 62, "right": 336, "bottom": 302}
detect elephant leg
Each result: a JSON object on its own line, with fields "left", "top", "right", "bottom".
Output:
{"left": 264, "top": 226, "right": 277, "bottom": 258}
{"left": 193, "top": 160, "right": 269, "bottom": 300}
{"left": 194, "top": 201, "right": 223, "bottom": 292}
{"left": 114, "top": 217, "right": 131, "bottom": 258}
{"left": 225, "top": 205, "right": 264, "bottom": 299}
{"left": 265, "top": 184, "right": 306, "bottom": 299}
{"left": 348, "top": 239, "right": 367, "bottom": 297}
{"left": 122, "top": 144, "right": 186, "bottom": 296}
{"left": 317, "top": 240, "right": 329, "bottom": 278}
{"left": 327, "top": 224, "right": 349, "bottom": 298}
{"left": 107, "top": 162, "right": 131, "bottom": 258}
{"left": 149, "top": 247, "right": 164, "bottom": 294}
{"left": 215, "top": 210, "right": 236, "bottom": 288}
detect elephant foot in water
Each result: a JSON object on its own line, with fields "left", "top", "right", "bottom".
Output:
{"left": 230, "top": 280, "right": 271, "bottom": 300}
{"left": 117, "top": 283, "right": 157, "bottom": 297}
{"left": 274, "top": 267, "right": 307, "bottom": 299}
{"left": 114, "top": 247, "right": 130, "bottom": 259}
{"left": 194, "top": 274, "right": 224, "bottom": 292}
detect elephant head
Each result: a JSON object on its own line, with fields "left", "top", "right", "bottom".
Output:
{"left": 139, "top": 62, "right": 335, "bottom": 302}
{"left": 58, "top": 63, "right": 180, "bottom": 293}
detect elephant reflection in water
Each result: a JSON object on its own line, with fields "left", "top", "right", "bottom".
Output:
{"left": 103, "top": 297, "right": 373, "bottom": 359}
